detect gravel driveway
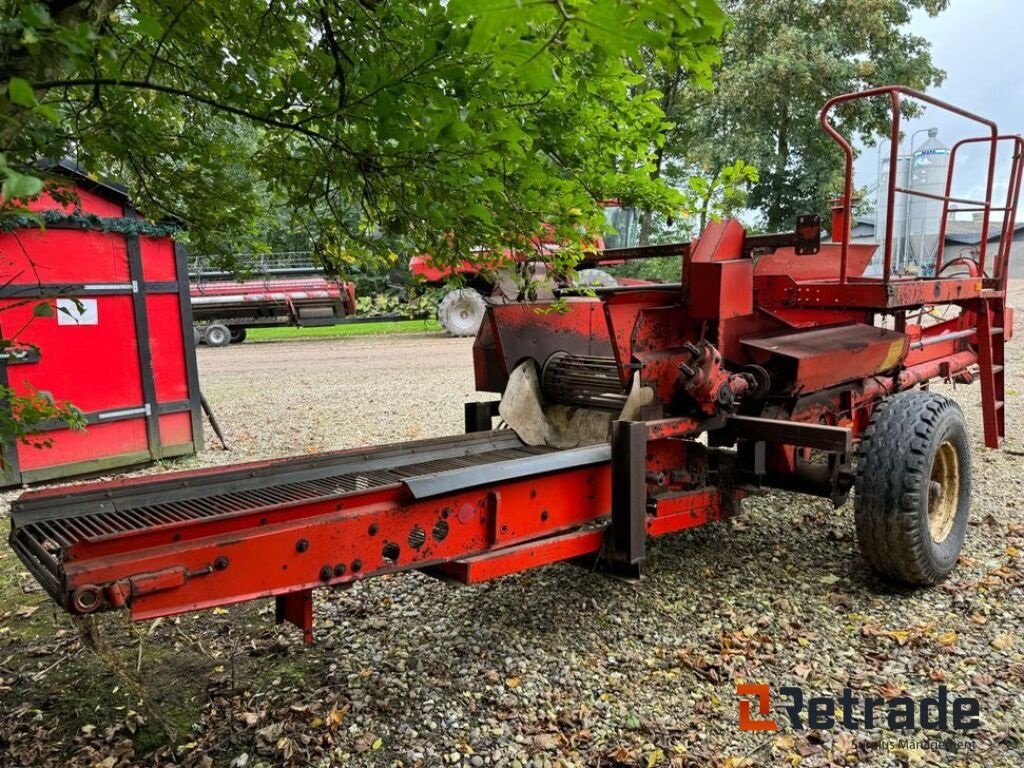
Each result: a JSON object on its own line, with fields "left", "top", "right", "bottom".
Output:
{"left": 1, "top": 300, "right": 1022, "bottom": 768}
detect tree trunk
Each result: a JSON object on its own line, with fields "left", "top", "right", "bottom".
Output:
{"left": 769, "top": 104, "right": 791, "bottom": 230}
{"left": 639, "top": 69, "right": 682, "bottom": 246}
{"left": 697, "top": 164, "right": 723, "bottom": 232}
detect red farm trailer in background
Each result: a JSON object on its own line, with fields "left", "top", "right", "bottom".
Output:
{"left": 0, "top": 160, "right": 202, "bottom": 486}
{"left": 190, "top": 273, "right": 357, "bottom": 347}
{"left": 6, "top": 87, "right": 1020, "bottom": 644}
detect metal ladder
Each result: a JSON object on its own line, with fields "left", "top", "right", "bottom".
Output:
{"left": 976, "top": 295, "right": 1006, "bottom": 449}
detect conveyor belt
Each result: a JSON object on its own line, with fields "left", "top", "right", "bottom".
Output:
{"left": 9, "top": 431, "right": 610, "bottom": 603}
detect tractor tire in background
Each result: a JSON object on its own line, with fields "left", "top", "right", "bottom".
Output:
{"left": 854, "top": 390, "right": 972, "bottom": 585}
{"left": 573, "top": 268, "right": 618, "bottom": 288}
{"left": 193, "top": 327, "right": 202, "bottom": 347}
{"left": 437, "top": 288, "right": 487, "bottom": 337}
{"left": 229, "top": 327, "right": 248, "bottom": 344}
{"left": 204, "top": 323, "right": 232, "bottom": 348}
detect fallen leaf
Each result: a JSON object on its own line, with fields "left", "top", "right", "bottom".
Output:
{"left": 256, "top": 722, "right": 283, "bottom": 744}
{"left": 610, "top": 746, "right": 636, "bottom": 763}
{"left": 774, "top": 735, "right": 795, "bottom": 750}
{"left": 937, "top": 631, "right": 958, "bottom": 647}
{"left": 326, "top": 703, "right": 349, "bottom": 730}
{"left": 505, "top": 677, "right": 520, "bottom": 688}
{"left": 276, "top": 736, "right": 296, "bottom": 761}
{"left": 877, "top": 682, "right": 904, "bottom": 699}
{"left": 832, "top": 731, "right": 855, "bottom": 755}
{"left": 533, "top": 733, "right": 561, "bottom": 750}
{"left": 829, "top": 591, "right": 853, "bottom": 610}
{"left": 992, "top": 634, "right": 1015, "bottom": 651}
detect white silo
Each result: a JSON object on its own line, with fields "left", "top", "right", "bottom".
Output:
{"left": 875, "top": 150, "right": 911, "bottom": 274}
{"left": 906, "top": 129, "right": 950, "bottom": 273}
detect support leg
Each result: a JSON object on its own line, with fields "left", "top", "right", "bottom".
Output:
{"left": 464, "top": 401, "right": 499, "bottom": 433}
{"left": 607, "top": 420, "right": 647, "bottom": 580}
{"left": 275, "top": 589, "right": 314, "bottom": 645}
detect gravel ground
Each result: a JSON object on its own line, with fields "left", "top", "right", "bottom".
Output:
{"left": 1, "top": 291, "right": 1023, "bottom": 768}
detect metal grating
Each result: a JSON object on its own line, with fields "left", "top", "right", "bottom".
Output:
{"left": 17, "top": 444, "right": 554, "bottom": 552}
{"left": 8, "top": 433, "right": 571, "bottom": 600}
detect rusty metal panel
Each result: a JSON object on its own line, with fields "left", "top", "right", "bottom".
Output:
{"left": 756, "top": 275, "right": 985, "bottom": 310}
{"left": 689, "top": 259, "right": 754, "bottom": 320}
{"left": 473, "top": 299, "right": 614, "bottom": 393}
{"left": 754, "top": 242, "right": 875, "bottom": 281}
{"left": 741, "top": 324, "right": 909, "bottom": 393}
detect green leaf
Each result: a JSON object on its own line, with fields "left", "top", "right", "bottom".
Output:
{"left": 136, "top": 15, "right": 164, "bottom": 39}
{"left": 32, "top": 302, "right": 55, "bottom": 318}
{"left": 20, "top": 4, "right": 52, "bottom": 28}
{"left": 466, "top": 203, "right": 493, "bottom": 225}
{"left": 2, "top": 171, "right": 43, "bottom": 200}
{"left": 35, "top": 103, "right": 59, "bottom": 124}
{"left": 8, "top": 77, "right": 36, "bottom": 108}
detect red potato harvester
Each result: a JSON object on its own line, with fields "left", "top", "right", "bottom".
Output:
{"left": 8, "top": 87, "right": 1019, "bottom": 643}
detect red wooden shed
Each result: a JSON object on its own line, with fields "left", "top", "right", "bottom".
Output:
{"left": 0, "top": 160, "right": 202, "bottom": 485}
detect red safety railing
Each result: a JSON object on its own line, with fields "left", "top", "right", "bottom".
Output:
{"left": 939, "top": 135, "right": 1024, "bottom": 289}
{"left": 819, "top": 86, "right": 1002, "bottom": 285}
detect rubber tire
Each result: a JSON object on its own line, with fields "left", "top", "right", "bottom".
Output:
{"left": 437, "top": 288, "right": 487, "bottom": 337}
{"left": 193, "top": 327, "right": 203, "bottom": 347}
{"left": 854, "top": 390, "right": 971, "bottom": 585}
{"left": 574, "top": 268, "right": 618, "bottom": 288}
{"left": 204, "top": 323, "right": 232, "bottom": 348}
{"left": 229, "top": 327, "right": 247, "bottom": 344}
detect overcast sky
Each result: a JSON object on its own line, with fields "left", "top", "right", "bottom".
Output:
{"left": 854, "top": 0, "right": 1023, "bottom": 211}
{"left": 914, "top": 0, "right": 1024, "bottom": 127}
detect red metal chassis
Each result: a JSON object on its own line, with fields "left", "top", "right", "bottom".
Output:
{"left": 8, "top": 87, "right": 1019, "bottom": 643}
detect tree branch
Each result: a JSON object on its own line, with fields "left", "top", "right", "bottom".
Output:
{"left": 30, "top": 77, "right": 356, "bottom": 155}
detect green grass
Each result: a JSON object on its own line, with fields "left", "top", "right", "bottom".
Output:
{"left": 246, "top": 318, "right": 442, "bottom": 342}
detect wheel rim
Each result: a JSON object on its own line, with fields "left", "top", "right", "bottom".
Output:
{"left": 450, "top": 298, "right": 478, "bottom": 332}
{"left": 928, "top": 440, "right": 960, "bottom": 543}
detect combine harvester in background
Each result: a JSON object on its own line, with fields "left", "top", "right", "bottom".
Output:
{"left": 190, "top": 252, "right": 356, "bottom": 346}
{"left": 409, "top": 202, "right": 643, "bottom": 336}
{"left": 7, "top": 88, "right": 1021, "bottom": 645}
